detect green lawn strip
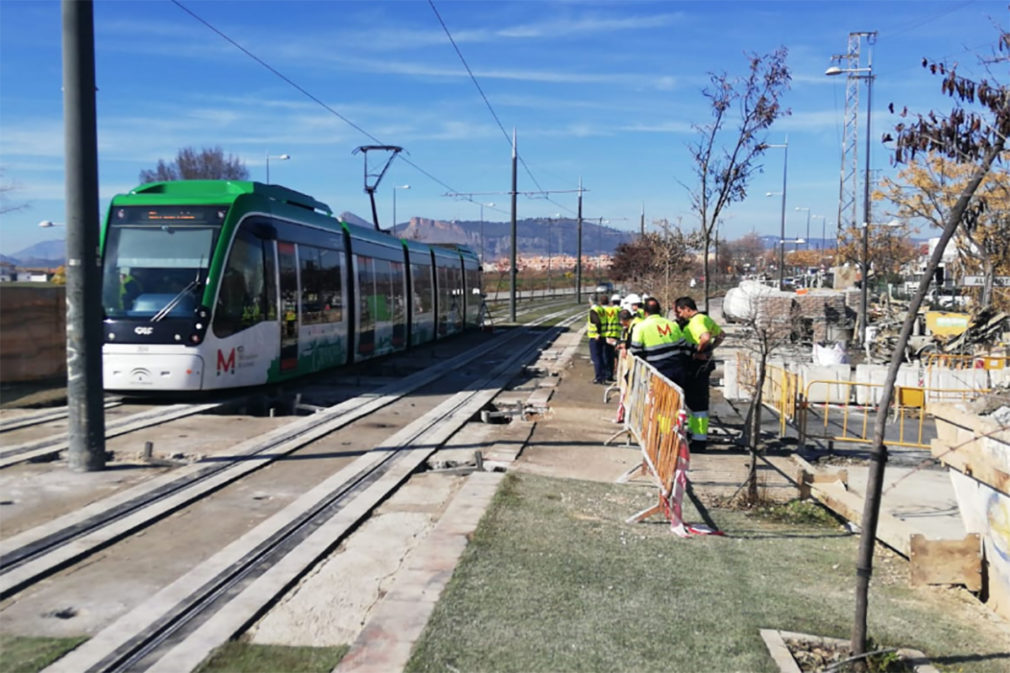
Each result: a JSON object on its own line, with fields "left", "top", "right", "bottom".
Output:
{"left": 0, "top": 635, "right": 86, "bottom": 673}
{"left": 194, "top": 642, "right": 348, "bottom": 673}
{"left": 406, "top": 473, "right": 1007, "bottom": 673}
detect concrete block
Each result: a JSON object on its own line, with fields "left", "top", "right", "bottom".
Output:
{"left": 799, "top": 364, "right": 851, "bottom": 404}
{"left": 853, "top": 364, "right": 887, "bottom": 405}
{"left": 924, "top": 368, "right": 989, "bottom": 402}
{"left": 722, "top": 358, "right": 741, "bottom": 400}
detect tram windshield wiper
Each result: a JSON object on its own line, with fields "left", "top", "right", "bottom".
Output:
{"left": 151, "top": 268, "right": 203, "bottom": 323}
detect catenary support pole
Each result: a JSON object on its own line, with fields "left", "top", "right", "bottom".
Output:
{"left": 62, "top": 0, "right": 105, "bottom": 471}
{"left": 509, "top": 128, "right": 518, "bottom": 322}
{"left": 576, "top": 178, "right": 583, "bottom": 304}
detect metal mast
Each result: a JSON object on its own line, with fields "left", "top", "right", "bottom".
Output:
{"left": 832, "top": 32, "right": 876, "bottom": 242}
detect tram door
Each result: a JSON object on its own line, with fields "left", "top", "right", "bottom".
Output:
{"left": 277, "top": 242, "right": 299, "bottom": 371}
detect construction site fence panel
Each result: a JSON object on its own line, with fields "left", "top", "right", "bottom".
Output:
{"left": 732, "top": 350, "right": 992, "bottom": 449}
{"left": 613, "top": 350, "right": 691, "bottom": 529}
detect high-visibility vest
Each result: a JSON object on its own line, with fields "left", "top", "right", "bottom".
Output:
{"left": 586, "top": 304, "right": 605, "bottom": 339}
{"left": 684, "top": 313, "right": 723, "bottom": 350}
{"left": 629, "top": 314, "right": 691, "bottom": 370}
{"left": 602, "top": 305, "right": 622, "bottom": 339}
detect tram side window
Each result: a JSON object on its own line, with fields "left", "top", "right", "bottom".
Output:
{"left": 356, "top": 255, "right": 376, "bottom": 331}
{"left": 390, "top": 261, "right": 406, "bottom": 324}
{"left": 411, "top": 263, "right": 432, "bottom": 315}
{"left": 299, "top": 246, "right": 323, "bottom": 325}
{"left": 371, "top": 259, "right": 392, "bottom": 321}
{"left": 319, "top": 248, "right": 343, "bottom": 323}
{"left": 213, "top": 229, "right": 270, "bottom": 338}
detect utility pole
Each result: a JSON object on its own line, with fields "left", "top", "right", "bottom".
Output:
{"left": 640, "top": 202, "right": 645, "bottom": 237}
{"left": 62, "top": 0, "right": 105, "bottom": 471}
{"left": 509, "top": 129, "right": 518, "bottom": 322}
{"left": 576, "top": 178, "right": 584, "bottom": 304}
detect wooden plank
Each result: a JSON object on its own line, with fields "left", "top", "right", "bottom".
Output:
{"left": 909, "top": 533, "right": 981, "bottom": 591}
{"left": 930, "top": 439, "right": 1010, "bottom": 495}
{"left": 807, "top": 480, "right": 912, "bottom": 557}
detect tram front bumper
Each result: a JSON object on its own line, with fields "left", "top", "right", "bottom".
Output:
{"left": 103, "top": 350, "right": 205, "bottom": 391}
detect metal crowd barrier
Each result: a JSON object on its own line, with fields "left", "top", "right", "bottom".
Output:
{"left": 610, "top": 350, "right": 699, "bottom": 534}
{"left": 922, "top": 352, "right": 1008, "bottom": 370}
{"left": 735, "top": 349, "right": 991, "bottom": 450}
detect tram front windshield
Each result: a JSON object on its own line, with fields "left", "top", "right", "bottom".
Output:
{"left": 102, "top": 205, "right": 226, "bottom": 320}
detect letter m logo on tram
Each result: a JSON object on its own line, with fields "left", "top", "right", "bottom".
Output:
{"left": 217, "top": 348, "right": 236, "bottom": 375}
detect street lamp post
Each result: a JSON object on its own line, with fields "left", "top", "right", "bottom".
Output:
{"left": 765, "top": 138, "right": 788, "bottom": 290}
{"left": 812, "top": 215, "right": 827, "bottom": 250}
{"left": 827, "top": 53, "right": 874, "bottom": 343}
{"left": 779, "top": 238, "right": 805, "bottom": 284}
{"left": 392, "top": 184, "right": 410, "bottom": 237}
{"left": 265, "top": 152, "right": 290, "bottom": 184}
{"left": 479, "top": 201, "right": 494, "bottom": 268}
{"left": 547, "top": 212, "right": 560, "bottom": 296}
{"left": 795, "top": 207, "right": 811, "bottom": 249}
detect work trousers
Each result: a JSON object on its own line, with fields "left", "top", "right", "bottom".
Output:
{"left": 685, "top": 359, "right": 714, "bottom": 441}
{"left": 603, "top": 340, "right": 616, "bottom": 380}
{"left": 588, "top": 338, "right": 606, "bottom": 382}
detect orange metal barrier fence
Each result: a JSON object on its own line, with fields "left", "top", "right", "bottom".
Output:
{"left": 610, "top": 350, "right": 710, "bottom": 535}
{"left": 735, "top": 350, "right": 990, "bottom": 450}
{"left": 797, "top": 380, "right": 986, "bottom": 449}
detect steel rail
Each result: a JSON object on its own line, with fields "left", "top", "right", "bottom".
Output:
{"left": 0, "top": 399, "right": 123, "bottom": 433}
{"left": 0, "top": 401, "right": 228, "bottom": 468}
{"left": 43, "top": 311, "right": 581, "bottom": 673}
{"left": 0, "top": 307, "right": 579, "bottom": 598}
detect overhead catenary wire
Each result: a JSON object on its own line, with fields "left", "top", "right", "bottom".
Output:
{"left": 427, "top": 0, "right": 578, "bottom": 217}
{"left": 171, "top": 0, "right": 463, "bottom": 197}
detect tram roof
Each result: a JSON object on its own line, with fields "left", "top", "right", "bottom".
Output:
{"left": 116, "top": 180, "right": 332, "bottom": 216}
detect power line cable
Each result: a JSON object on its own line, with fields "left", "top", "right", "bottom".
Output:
{"left": 171, "top": 1, "right": 464, "bottom": 196}
{"left": 428, "top": 0, "right": 579, "bottom": 216}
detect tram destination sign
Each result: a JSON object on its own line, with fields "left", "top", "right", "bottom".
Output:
{"left": 962, "top": 275, "right": 1010, "bottom": 287}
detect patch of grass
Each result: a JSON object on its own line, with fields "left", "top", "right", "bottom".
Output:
{"left": 194, "top": 642, "right": 348, "bottom": 673}
{"left": 749, "top": 498, "right": 843, "bottom": 527}
{"left": 406, "top": 473, "right": 1010, "bottom": 673}
{"left": 0, "top": 634, "right": 87, "bottom": 673}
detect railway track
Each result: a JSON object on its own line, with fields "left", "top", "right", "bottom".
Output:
{"left": 0, "top": 401, "right": 233, "bottom": 469}
{"left": 0, "top": 399, "right": 123, "bottom": 433}
{"left": 0, "top": 306, "right": 578, "bottom": 597}
{"left": 33, "top": 310, "right": 579, "bottom": 672}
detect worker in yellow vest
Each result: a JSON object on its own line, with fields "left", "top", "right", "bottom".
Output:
{"left": 629, "top": 297, "right": 691, "bottom": 388}
{"left": 601, "top": 294, "right": 623, "bottom": 382}
{"left": 674, "top": 296, "right": 725, "bottom": 452}
{"left": 587, "top": 293, "right": 609, "bottom": 384}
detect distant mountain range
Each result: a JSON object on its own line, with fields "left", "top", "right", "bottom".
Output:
{"left": 2, "top": 240, "right": 66, "bottom": 268}
{"left": 2, "top": 216, "right": 635, "bottom": 268}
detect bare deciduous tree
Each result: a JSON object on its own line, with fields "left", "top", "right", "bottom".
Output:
{"left": 139, "top": 146, "right": 249, "bottom": 183}
{"left": 0, "top": 169, "right": 28, "bottom": 215}
{"left": 685, "top": 48, "right": 791, "bottom": 313}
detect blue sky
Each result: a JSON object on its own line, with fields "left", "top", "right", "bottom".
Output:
{"left": 1, "top": 0, "right": 1006, "bottom": 255}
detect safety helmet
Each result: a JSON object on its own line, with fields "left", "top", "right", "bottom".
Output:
{"left": 611, "top": 294, "right": 621, "bottom": 303}
{"left": 624, "top": 293, "right": 642, "bottom": 306}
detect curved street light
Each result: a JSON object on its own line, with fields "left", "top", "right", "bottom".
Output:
{"left": 479, "top": 201, "right": 494, "bottom": 267}
{"left": 392, "top": 184, "right": 410, "bottom": 237}
{"left": 38, "top": 220, "right": 65, "bottom": 228}
{"left": 265, "top": 152, "right": 290, "bottom": 184}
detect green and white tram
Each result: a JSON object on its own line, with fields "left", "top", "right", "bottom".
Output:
{"left": 100, "top": 180, "right": 482, "bottom": 392}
